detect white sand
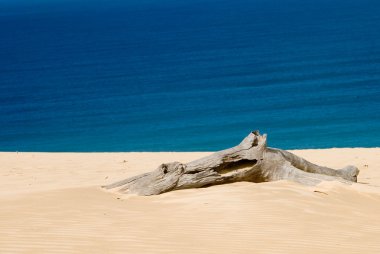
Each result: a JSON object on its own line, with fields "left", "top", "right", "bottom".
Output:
{"left": 1, "top": 149, "right": 380, "bottom": 253}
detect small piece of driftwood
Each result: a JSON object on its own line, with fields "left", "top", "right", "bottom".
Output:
{"left": 103, "top": 131, "right": 359, "bottom": 195}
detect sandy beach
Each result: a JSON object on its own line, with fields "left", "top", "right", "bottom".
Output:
{"left": 1, "top": 148, "right": 380, "bottom": 253}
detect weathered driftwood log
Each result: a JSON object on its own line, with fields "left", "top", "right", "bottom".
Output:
{"left": 104, "top": 131, "right": 359, "bottom": 196}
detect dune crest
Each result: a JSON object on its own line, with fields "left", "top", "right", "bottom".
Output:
{"left": 0, "top": 149, "right": 380, "bottom": 253}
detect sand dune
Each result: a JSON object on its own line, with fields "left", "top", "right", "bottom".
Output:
{"left": 1, "top": 149, "right": 380, "bottom": 253}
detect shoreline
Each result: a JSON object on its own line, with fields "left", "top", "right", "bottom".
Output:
{"left": 1, "top": 146, "right": 379, "bottom": 152}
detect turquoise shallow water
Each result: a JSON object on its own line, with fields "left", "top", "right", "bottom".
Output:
{"left": 0, "top": 0, "right": 379, "bottom": 151}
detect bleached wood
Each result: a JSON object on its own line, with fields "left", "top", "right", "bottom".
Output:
{"left": 104, "top": 131, "right": 359, "bottom": 195}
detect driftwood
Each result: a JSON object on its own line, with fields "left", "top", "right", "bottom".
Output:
{"left": 104, "top": 131, "right": 359, "bottom": 196}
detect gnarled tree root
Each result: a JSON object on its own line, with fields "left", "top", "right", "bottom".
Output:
{"left": 103, "top": 131, "right": 359, "bottom": 196}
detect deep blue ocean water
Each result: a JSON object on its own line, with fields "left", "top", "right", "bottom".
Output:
{"left": 0, "top": 0, "right": 379, "bottom": 151}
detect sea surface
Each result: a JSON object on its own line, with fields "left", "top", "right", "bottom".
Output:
{"left": 0, "top": 0, "right": 380, "bottom": 151}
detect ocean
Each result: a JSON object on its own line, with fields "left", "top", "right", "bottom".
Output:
{"left": 0, "top": 0, "right": 379, "bottom": 151}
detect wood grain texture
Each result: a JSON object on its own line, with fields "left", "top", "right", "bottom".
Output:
{"left": 104, "top": 131, "right": 359, "bottom": 195}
